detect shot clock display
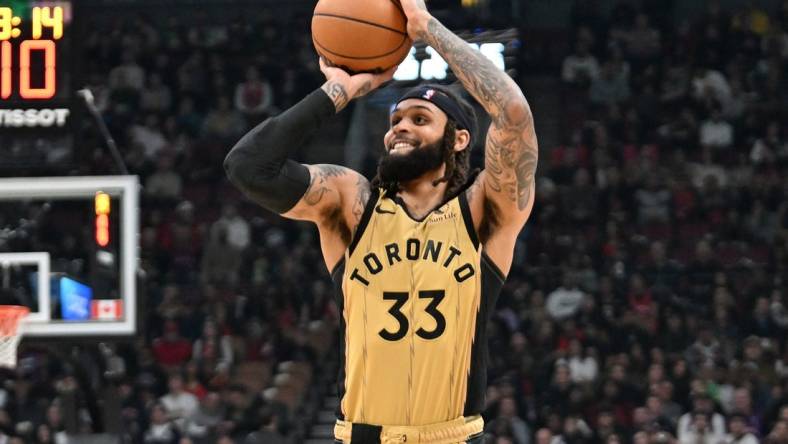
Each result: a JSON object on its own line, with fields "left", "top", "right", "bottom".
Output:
{"left": 0, "top": 1, "right": 75, "bottom": 171}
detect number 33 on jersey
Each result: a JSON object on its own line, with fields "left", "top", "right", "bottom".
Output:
{"left": 330, "top": 187, "right": 506, "bottom": 426}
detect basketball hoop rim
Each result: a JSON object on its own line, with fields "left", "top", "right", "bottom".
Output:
{"left": 0, "top": 305, "right": 30, "bottom": 335}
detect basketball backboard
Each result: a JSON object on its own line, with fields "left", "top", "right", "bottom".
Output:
{"left": 0, "top": 176, "right": 138, "bottom": 337}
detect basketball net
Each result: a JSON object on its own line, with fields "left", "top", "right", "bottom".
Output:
{"left": 0, "top": 306, "right": 29, "bottom": 368}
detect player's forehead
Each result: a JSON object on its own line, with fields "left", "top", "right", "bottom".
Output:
{"left": 392, "top": 99, "right": 446, "bottom": 118}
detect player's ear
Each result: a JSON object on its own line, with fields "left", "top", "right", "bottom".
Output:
{"left": 452, "top": 129, "right": 471, "bottom": 152}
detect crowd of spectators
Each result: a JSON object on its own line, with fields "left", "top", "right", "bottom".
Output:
{"left": 0, "top": 1, "right": 786, "bottom": 443}
{"left": 2, "top": 4, "right": 332, "bottom": 444}
{"left": 492, "top": 1, "right": 788, "bottom": 443}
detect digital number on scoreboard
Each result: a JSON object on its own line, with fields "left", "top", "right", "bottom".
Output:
{"left": 0, "top": 2, "right": 72, "bottom": 127}
{"left": 0, "top": 2, "right": 75, "bottom": 171}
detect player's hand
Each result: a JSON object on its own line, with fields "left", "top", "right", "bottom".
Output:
{"left": 319, "top": 58, "right": 396, "bottom": 110}
{"left": 397, "top": 0, "right": 432, "bottom": 40}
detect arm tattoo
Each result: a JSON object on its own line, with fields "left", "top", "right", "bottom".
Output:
{"left": 420, "top": 17, "right": 538, "bottom": 212}
{"left": 351, "top": 175, "right": 371, "bottom": 226}
{"left": 297, "top": 165, "right": 368, "bottom": 245}
{"left": 355, "top": 80, "right": 373, "bottom": 98}
{"left": 419, "top": 18, "right": 521, "bottom": 121}
{"left": 303, "top": 165, "right": 348, "bottom": 207}
{"left": 322, "top": 81, "right": 349, "bottom": 112}
{"left": 515, "top": 149, "right": 537, "bottom": 210}
{"left": 486, "top": 129, "right": 538, "bottom": 211}
{"left": 465, "top": 175, "right": 482, "bottom": 205}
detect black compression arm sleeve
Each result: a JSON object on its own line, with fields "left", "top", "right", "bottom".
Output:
{"left": 223, "top": 89, "right": 336, "bottom": 213}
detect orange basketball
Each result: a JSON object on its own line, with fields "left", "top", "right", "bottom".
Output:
{"left": 311, "top": 0, "right": 412, "bottom": 73}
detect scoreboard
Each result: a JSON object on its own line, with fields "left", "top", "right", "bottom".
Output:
{"left": 0, "top": 1, "right": 75, "bottom": 170}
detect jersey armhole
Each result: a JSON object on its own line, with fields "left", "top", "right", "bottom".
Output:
{"left": 458, "top": 191, "right": 480, "bottom": 250}
{"left": 348, "top": 187, "right": 379, "bottom": 256}
{"left": 481, "top": 251, "right": 506, "bottom": 282}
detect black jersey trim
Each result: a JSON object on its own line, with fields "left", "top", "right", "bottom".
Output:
{"left": 463, "top": 250, "right": 505, "bottom": 416}
{"left": 348, "top": 188, "right": 379, "bottom": 256}
{"left": 331, "top": 259, "right": 347, "bottom": 420}
{"left": 330, "top": 257, "right": 346, "bottom": 280}
{"left": 385, "top": 171, "right": 481, "bottom": 223}
{"left": 458, "top": 191, "right": 480, "bottom": 250}
{"left": 390, "top": 194, "right": 428, "bottom": 222}
{"left": 481, "top": 251, "right": 506, "bottom": 282}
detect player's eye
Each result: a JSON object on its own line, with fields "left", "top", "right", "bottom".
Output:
{"left": 390, "top": 116, "right": 401, "bottom": 126}
{"left": 415, "top": 115, "right": 427, "bottom": 124}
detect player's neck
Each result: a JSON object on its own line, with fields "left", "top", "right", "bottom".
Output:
{"left": 396, "top": 166, "right": 449, "bottom": 218}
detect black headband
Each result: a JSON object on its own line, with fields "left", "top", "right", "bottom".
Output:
{"left": 395, "top": 86, "right": 474, "bottom": 138}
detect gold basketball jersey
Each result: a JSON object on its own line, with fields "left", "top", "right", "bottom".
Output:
{"left": 330, "top": 186, "right": 506, "bottom": 426}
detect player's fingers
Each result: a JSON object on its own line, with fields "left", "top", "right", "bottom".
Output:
{"left": 382, "top": 65, "right": 398, "bottom": 81}
{"left": 371, "top": 66, "right": 397, "bottom": 87}
{"left": 319, "top": 57, "right": 339, "bottom": 76}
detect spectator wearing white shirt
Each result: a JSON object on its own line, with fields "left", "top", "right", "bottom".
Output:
{"left": 130, "top": 114, "right": 169, "bottom": 160}
{"left": 677, "top": 394, "right": 727, "bottom": 441}
{"left": 145, "top": 155, "right": 183, "bottom": 200}
{"left": 692, "top": 67, "right": 731, "bottom": 106}
{"left": 109, "top": 50, "right": 146, "bottom": 93}
{"left": 184, "top": 392, "right": 225, "bottom": 440}
{"left": 566, "top": 339, "right": 598, "bottom": 384}
{"left": 725, "top": 414, "right": 758, "bottom": 444}
{"left": 562, "top": 41, "right": 599, "bottom": 87}
{"left": 700, "top": 107, "right": 734, "bottom": 162}
{"left": 700, "top": 107, "right": 733, "bottom": 148}
{"left": 159, "top": 374, "right": 199, "bottom": 431}
{"left": 145, "top": 403, "right": 181, "bottom": 443}
{"left": 635, "top": 175, "right": 671, "bottom": 224}
{"left": 546, "top": 275, "right": 586, "bottom": 321}
{"left": 209, "top": 204, "right": 250, "bottom": 251}
{"left": 679, "top": 412, "right": 727, "bottom": 444}
{"left": 619, "top": 13, "right": 661, "bottom": 62}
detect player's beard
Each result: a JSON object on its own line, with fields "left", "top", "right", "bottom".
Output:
{"left": 377, "top": 138, "right": 446, "bottom": 185}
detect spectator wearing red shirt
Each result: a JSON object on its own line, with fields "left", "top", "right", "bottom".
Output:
{"left": 628, "top": 273, "right": 657, "bottom": 333}
{"left": 152, "top": 320, "right": 192, "bottom": 368}
{"left": 234, "top": 66, "right": 277, "bottom": 122}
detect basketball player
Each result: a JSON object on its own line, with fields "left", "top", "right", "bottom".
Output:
{"left": 224, "top": 0, "right": 537, "bottom": 442}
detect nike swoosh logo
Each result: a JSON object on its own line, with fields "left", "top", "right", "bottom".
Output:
{"left": 375, "top": 205, "right": 396, "bottom": 215}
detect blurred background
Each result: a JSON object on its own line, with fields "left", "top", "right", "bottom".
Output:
{"left": 0, "top": 0, "right": 787, "bottom": 443}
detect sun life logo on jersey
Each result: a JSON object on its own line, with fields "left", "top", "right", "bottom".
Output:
{"left": 428, "top": 206, "right": 456, "bottom": 223}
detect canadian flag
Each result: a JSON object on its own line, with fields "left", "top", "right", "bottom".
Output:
{"left": 91, "top": 300, "right": 123, "bottom": 320}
